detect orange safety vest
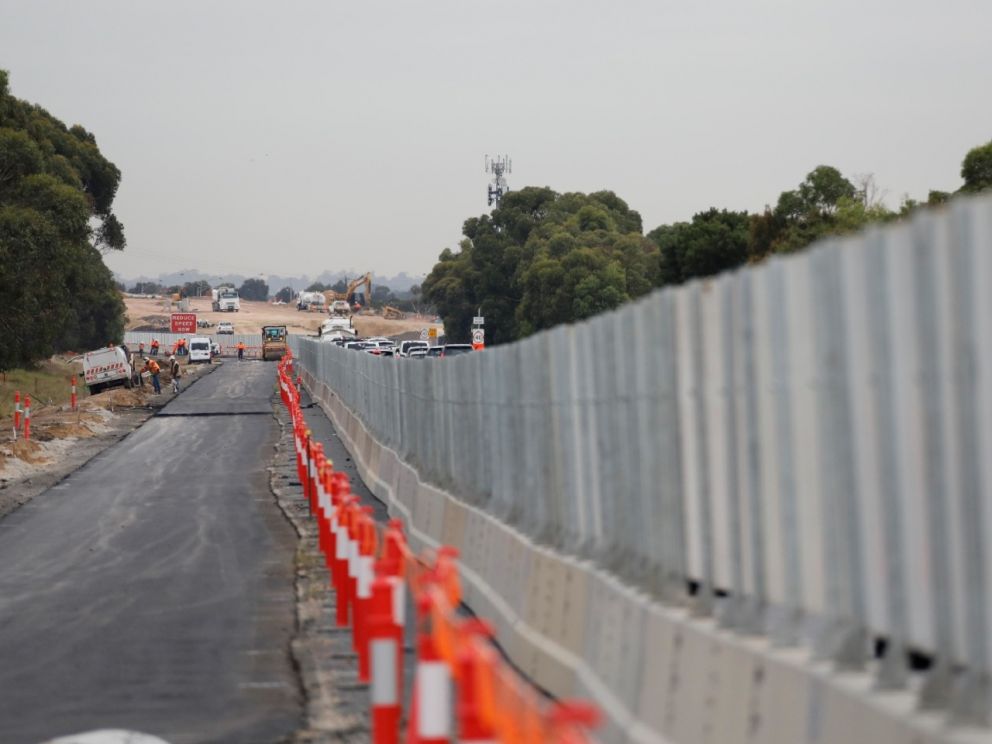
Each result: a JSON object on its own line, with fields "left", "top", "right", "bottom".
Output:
{"left": 178, "top": 338, "right": 186, "bottom": 347}
{"left": 151, "top": 340, "right": 159, "bottom": 348}
{"left": 147, "top": 360, "right": 160, "bottom": 374}
{"left": 237, "top": 342, "right": 245, "bottom": 350}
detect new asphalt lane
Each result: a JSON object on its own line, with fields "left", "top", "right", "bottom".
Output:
{"left": 0, "top": 361, "right": 300, "bottom": 744}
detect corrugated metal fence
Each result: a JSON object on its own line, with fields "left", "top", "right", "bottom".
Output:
{"left": 291, "top": 194, "right": 992, "bottom": 719}
{"left": 124, "top": 331, "right": 265, "bottom": 359}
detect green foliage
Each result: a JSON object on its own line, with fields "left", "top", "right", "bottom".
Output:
{"left": 960, "top": 140, "right": 992, "bottom": 194}
{"left": 181, "top": 280, "right": 210, "bottom": 297}
{"left": 423, "top": 188, "right": 656, "bottom": 344}
{"left": 305, "top": 281, "right": 328, "bottom": 292}
{"left": 238, "top": 277, "right": 269, "bottom": 301}
{"left": 274, "top": 286, "right": 294, "bottom": 303}
{"left": 0, "top": 71, "right": 127, "bottom": 369}
{"left": 649, "top": 209, "right": 750, "bottom": 285}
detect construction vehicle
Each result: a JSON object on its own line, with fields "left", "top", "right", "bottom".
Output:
{"left": 211, "top": 286, "right": 240, "bottom": 312}
{"left": 296, "top": 291, "right": 326, "bottom": 312}
{"left": 261, "top": 325, "right": 288, "bottom": 361}
{"left": 323, "top": 273, "right": 373, "bottom": 311}
{"left": 329, "top": 300, "right": 352, "bottom": 317}
{"left": 382, "top": 305, "right": 404, "bottom": 320}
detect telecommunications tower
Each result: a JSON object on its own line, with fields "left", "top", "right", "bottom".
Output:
{"left": 485, "top": 154, "right": 512, "bottom": 207}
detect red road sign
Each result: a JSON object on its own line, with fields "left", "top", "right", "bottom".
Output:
{"left": 170, "top": 313, "right": 197, "bottom": 334}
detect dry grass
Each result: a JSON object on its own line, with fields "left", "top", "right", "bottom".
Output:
{"left": 0, "top": 358, "right": 84, "bottom": 421}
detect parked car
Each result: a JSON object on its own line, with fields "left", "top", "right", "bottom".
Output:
{"left": 398, "top": 340, "right": 428, "bottom": 357}
{"left": 441, "top": 344, "right": 474, "bottom": 357}
{"left": 217, "top": 321, "right": 235, "bottom": 334}
{"left": 426, "top": 346, "right": 443, "bottom": 358}
{"left": 408, "top": 348, "right": 428, "bottom": 359}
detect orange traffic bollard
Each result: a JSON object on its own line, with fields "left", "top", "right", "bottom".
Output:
{"left": 369, "top": 559, "right": 406, "bottom": 744}
{"left": 407, "top": 591, "right": 451, "bottom": 744}
{"left": 455, "top": 619, "right": 496, "bottom": 743}
{"left": 23, "top": 395, "right": 31, "bottom": 441}
{"left": 70, "top": 377, "right": 77, "bottom": 412}
{"left": 13, "top": 391, "right": 21, "bottom": 436}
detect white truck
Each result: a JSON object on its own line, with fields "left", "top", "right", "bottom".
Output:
{"left": 296, "top": 291, "right": 325, "bottom": 312}
{"left": 83, "top": 346, "right": 135, "bottom": 394}
{"left": 329, "top": 300, "right": 352, "bottom": 317}
{"left": 211, "top": 287, "right": 240, "bottom": 312}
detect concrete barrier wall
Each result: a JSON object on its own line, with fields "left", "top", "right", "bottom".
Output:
{"left": 290, "top": 194, "right": 992, "bottom": 742}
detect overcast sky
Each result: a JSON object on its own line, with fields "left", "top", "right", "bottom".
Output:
{"left": 1, "top": 0, "right": 989, "bottom": 281}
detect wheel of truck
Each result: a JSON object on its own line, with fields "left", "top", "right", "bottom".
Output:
{"left": 88, "top": 382, "right": 103, "bottom": 395}
{"left": 124, "top": 375, "right": 134, "bottom": 389}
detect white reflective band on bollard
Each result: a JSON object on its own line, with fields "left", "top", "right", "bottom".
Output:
{"left": 416, "top": 661, "right": 451, "bottom": 738}
{"left": 347, "top": 539, "right": 357, "bottom": 578}
{"left": 335, "top": 525, "right": 347, "bottom": 560}
{"left": 391, "top": 577, "right": 405, "bottom": 626}
{"left": 357, "top": 555, "right": 374, "bottom": 600}
{"left": 371, "top": 638, "right": 398, "bottom": 705}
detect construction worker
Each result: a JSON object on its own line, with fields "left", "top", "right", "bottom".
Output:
{"left": 138, "top": 341, "right": 145, "bottom": 355}
{"left": 178, "top": 337, "right": 187, "bottom": 356}
{"left": 150, "top": 339, "right": 160, "bottom": 356}
{"left": 142, "top": 357, "right": 161, "bottom": 394}
{"left": 237, "top": 340, "right": 245, "bottom": 361}
{"left": 169, "top": 355, "right": 182, "bottom": 393}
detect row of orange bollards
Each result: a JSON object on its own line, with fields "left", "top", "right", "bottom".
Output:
{"left": 277, "top": 351, "right": 600, "bottom": 744}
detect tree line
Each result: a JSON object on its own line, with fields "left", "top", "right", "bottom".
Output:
{"left": 423, "top": 140, "right": 992, "bottom": 344}
{"left": 0, "top": 70, "right": 127, "bottom": 370}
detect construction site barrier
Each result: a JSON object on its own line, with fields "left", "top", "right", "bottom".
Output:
{"left": 123, "top": 332, "right": 266, "bottom": 359}
{"left": 276, "top": 353, "right": 599, "bottom": 744}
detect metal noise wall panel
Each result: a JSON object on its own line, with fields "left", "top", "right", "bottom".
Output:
{"left": 701, "top": 277, "right": 732, "bottom": 593}
{"left": 887, "top": 218, "right": 935, "bottom": 653}
{"left": 731, "top": 270, "right": 762, "bottom": 610}
{"left": 629, "top": 294, "right": 660, "bottom": 583}
{"left": 930, "top": 211, "right": 974, "bottom": 663}
{"left": 656, "top": 290, "right": 687, "bottom": 591}
{"left": 751, "top": 265, "right": 786, "bottom": 611}
{"left": 677, "top": 283, "right": 706, "bottom": 585}
{"left": 962, "top": 199, "right": 992, "bottom": 677}
{"left": 576, "top": 317, "right": 601, "bottom": 555}
{"left": 782, "top": 254, "right": 828, "bottom": 619}
{"left": 844, "top": 229, "right": 892, "bottom": 639}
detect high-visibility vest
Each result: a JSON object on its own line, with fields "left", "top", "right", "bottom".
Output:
{"left": 148, "top": 360, "right": 160, "bottom": 374}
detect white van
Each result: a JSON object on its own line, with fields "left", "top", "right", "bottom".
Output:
{"left": 83, "top": 346, "right": 134, "bottom": 394}
{"left": 188, "top": 336, "right": 212, "bottom": 364}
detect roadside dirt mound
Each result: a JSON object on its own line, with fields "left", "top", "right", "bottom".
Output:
{"left": 32, "top": 422, "right": 97, "bottom": 441}
{"left": 85, "top": 388, "right": 148, "bottom": 409}
{"left": 10, "top": 438, "right": 49, "bottom": 464}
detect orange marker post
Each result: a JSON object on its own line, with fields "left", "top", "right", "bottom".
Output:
{"left": 23, "top": 395, "right": 31, "bottom": 441}
{"left": 13, "top": 391, "right": 22, "bottom": 435}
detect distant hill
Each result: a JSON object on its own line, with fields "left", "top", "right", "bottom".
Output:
{"left": 116, "top": 269, "right": 423, "bottom": 294}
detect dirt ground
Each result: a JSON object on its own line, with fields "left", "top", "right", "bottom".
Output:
{"left": 124, "top": 296, "right": 442, "bottom": 339}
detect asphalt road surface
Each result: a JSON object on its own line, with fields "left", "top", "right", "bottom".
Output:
{"left": 0, "top": 362, "right": 300, "bottom": 744}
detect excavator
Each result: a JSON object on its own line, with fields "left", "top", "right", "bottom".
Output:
{"left": 323, "top": 273, "right": 372, "bottom": 312}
